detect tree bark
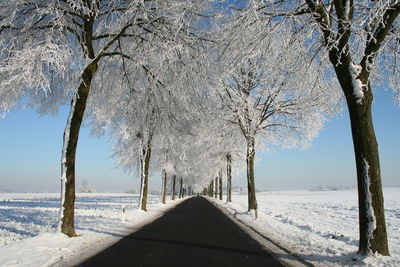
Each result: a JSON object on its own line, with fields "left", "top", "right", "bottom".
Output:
{"left": 246, "top": 137, "right": 258, "bottom": 217}
{"left": 188, "top": 186, "right": 192, "bottom": 196}
{"left": 58, "top": 13, "right": 99, "bottom": 237}
{"left": 59, "top": 62, "right": 97, "bottom": 237}
{"left": 172, "top": 175, "right": 176, "bottom": 200}
{"left": 161, "top": 169, "right": 167, "bottom": 204}
{"left": 179, "top": 178, "right": 183, "bottom": 199}
{"left": 219, "top": 171, "right": 223, "bottom": 200}
{"left": 227, "top": 153, "right": 232, "bottom": 202}
{"left": 214, "top": 177, "right": 218, "bottom": 198}
{"left": 334, "top": 63, "right": 389, "bottom": 255}
{"left": 140, "top": 140, "right": 152, "bottom": 211}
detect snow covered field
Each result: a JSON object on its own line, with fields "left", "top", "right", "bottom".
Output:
{"left": 1, "top": 189, "right": 399, "bottom": 266}
{"left": 211, "top": 187, "right": 400, "bottom": 266}
{"left": 0, "top": 193, "right": 184, "bottom": 266}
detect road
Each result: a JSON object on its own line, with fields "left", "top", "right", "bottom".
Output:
{"left": 78, "top": 196, "right": 284, "bottom": 267}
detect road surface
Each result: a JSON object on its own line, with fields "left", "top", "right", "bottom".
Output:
{"left": 78, "top": 196, "right": 284, "bottom": 267}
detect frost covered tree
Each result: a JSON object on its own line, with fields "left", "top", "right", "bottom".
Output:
{"left": 254, "top": 0, "right": 400, "bottom": 255}
{"left": 1, "top": 0, "right": 139, "bottom": 237}
{"left": 214, "top": 23, "right": 337, "bottom": 217}
{"left": 0, "top": 0, "right": 211, "bottom": 236}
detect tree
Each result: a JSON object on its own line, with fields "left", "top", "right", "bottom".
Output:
{"left": 255, "top": 0, "right": 400, "bottom": 255}
{"left": 214, "top": 23, "right": 337, "bottom": 216}
{"left": 218, "top": 170, "right": 223, "bottom": 200}
{"left": 171, "top": 175, "right": 177, "bottom": 200}
{"left": 161, "top": 169, "right": 167, "bottom": 204}
{"left": 226, "top": 153, "right": 232, "bottom": 202}
{"left": 179, "top": 178, "right": 184, "bottom": 199}
{"left": 1, "top": 0, "right": 144, "bottom": 236}
{"left": 79, "top": 180, "right": 92, "bottom": 193}
{"left": 1, "top": 0, "right": 213, "bottom": 236}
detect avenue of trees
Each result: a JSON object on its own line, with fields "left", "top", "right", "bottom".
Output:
{"left": 1, "top": 0, "right": 399, "bottom": 257}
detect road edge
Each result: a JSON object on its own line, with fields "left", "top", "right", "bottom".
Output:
{"left": 207, "top": 197, "right": 314, "bottom": 267}
{"left": 53, "top": 197, "right": 191, "bottom": 267}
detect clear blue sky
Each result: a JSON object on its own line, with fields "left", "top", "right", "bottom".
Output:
{"left": 0, "top": 89, "right": 399, "bottom": 192}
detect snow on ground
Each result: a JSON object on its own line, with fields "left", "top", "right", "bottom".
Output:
{"left": 210, "top": 187, "right": 400, "bottom": 267}
{"left": 0, "top": 193, "right": 185, "bottom": 267}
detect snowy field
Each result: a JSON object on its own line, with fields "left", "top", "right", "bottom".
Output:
{"left": 1, "top": 190, "right": 399, "bottom": 266}
{"left": 0, "top": 193, "right": 184, "bottom": 266}
{"left": 210, "top": 187, "right": 400, "bottom": 267}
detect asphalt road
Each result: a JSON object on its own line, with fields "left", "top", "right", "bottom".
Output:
{"left": 78, "top": 196, "right": 283, "bottom": 267}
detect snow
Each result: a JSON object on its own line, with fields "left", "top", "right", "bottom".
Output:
{"left": 344, "top": 0, "right": 350, "bottom": 20}
{"left": 2, "top": 189, "right": 399, "bottom": 266}
{"left": 362, "top": 158, "right": 376, "bottom": 247}
{"left": 210, "top": 188, "right": 400, "bottom": 266}
{"left": 0, "top": 193, "right": 185, "bottom": 266}
{"left": 349, "top": 62, "right": 365, "bottom": 104}
{"left": 58, "top": 96, "right": 76, "bottom": 231}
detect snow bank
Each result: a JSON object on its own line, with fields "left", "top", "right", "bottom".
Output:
{"left": 209, "top": 188, "right": 400, "bottom": 266}
{"left": 0, "top": 193, "right": 186, "bottom": 266}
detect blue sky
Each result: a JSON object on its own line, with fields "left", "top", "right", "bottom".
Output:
{"left": 0, "top": 89, "right": 399, "bottom": 192}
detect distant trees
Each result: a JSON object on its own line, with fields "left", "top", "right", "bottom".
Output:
{"left": 79, "top": 180, "right": 94, "bottom": 193}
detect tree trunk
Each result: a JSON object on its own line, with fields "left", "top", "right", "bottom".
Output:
{"left": 227, "top": 153, "right": 232, "bottom": 202}
{"left": 219, "top": 171, "right": 223, "bottom": 200}
{"left": 58, "top": 14, "right": 98, "bottom": 237}
{"left": 172, "top": 175, "right": 176, "bottom": 200}
{"left": 58, "top": 62, "right": 97, "bottom": 237}
{"left": 214, "top": 177, "right": 218, "bottom": 198}
{"left": 140, "top": 141, "right": 152, "bottom": 211}
{"left": 161, "top": 169, "right": 167, "bottom": 204}
{"left": 179, "top": 178, "right": 183, "bottom": 199}
{"left": 334, "top": 63, "right": 389, "bottom": 255}
{"left": 246, "top": 137, "right": 258, "bottom": 217}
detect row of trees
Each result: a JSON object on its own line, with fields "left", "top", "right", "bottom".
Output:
{"left": 1, "top": 0, "right": 399, "bottom": 256}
